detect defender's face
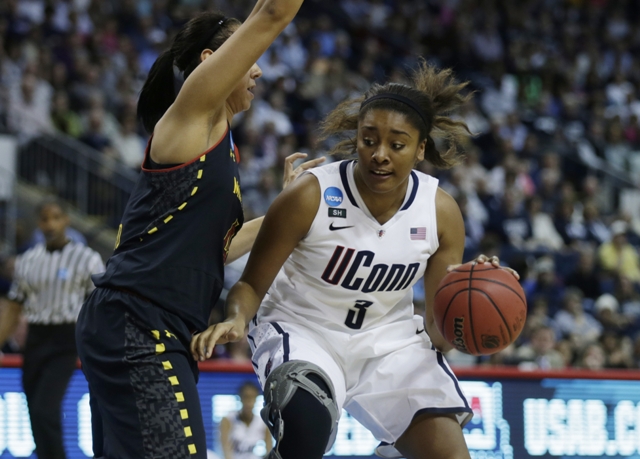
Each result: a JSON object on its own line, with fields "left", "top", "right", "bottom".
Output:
{"left": 355, "top": 109, "right": 426, "bottom": 195}
{"left": 228, "top": 63, "right": 262, "bottom": 114}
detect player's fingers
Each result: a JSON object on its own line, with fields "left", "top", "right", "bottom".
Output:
{"left": 295, "top": 156, "right": 326, "bottom": 172}
{"left": 489, "top": 255, "right": 500, "bottom": 266}
{"left": 284, "top": 152, "right": 308, "bottom": 174}
{"left": 474, "top": 254, "right": 488, "bottom": 264}
{"left": 204, "top": 325, "right": 234, "bottom": 359}
{"left": 225, "top": 325, "right": 246, "bottom": 343}
{"left": 504, "top": 267, "right": 520, "bottom": 280}
{"left": 196, "top": 326, "right": 221, "bottom": 361}
{"left": 446, "top": 263, "right": 462, "bottom": 272}
{"left": 285, "top": 152, "right": 308, "bottom": 162}
{"left": 190, "top": 334, "right": 202, "bottom": 361}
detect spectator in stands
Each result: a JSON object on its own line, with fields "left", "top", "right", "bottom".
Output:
{"left": 614, "top": 275, "right": 640, "bottom": 333}
{"left": 243, "top": 169, "right": 280, "bottom": 219}
{"left": 498, "top": 112, "right": 528, "bottom": 153}
{"left": 598, "top": 220, "right": 640, "bottom": 283}
{"left": 457, "top": 194, "right": 484, "bottom": 257}
{"left": 604, "top": 121, "right": 632, "bottom": 173}
{"left": 113, "top": 113, "right": 145, "bottom": 170}
{"left": 577, "top": 343, "right": 607, "bottom": 370}
{"left": 50, "top": 91, "right": 82, "bottom": 138}
{"left": 565, "top": 248, "right": 602, "bottom": 300}
{"left": 599, "top": 330, "right": 634, "bottom": 369}
{"left": 79, "top": 108, "right": 113, "bottom": 155}
{"left": 554, "top": 199, "right": 586, "bottom": 247}
{"left": 525, "top": 195, "right": 564, "bottom": 251}
{"left": 555, "top": 339, "right": 576, "bottom": 368}
{"left": 521, "top": 297, "right": 556, "bottom": 340}
{"left": 594, "top": 293, "right": 631, "bottom": 335}
{"left": 487, "top": 189, "right": 531, "bottom": 249}
{"left": 554, "top": 287, "right": 603, "bottom": 350}
{"left": 536, "top": 168, "right": 561, "bottom": 215}
{"left": 582, "top": 201, "right": 611, "bottom": 246}
{"left": 7, "top": 72, "right": 54, "bottom": 144}
{"left": 524, "top": 256, "right": 564, "bottom": 315}
{"left": 514, "top": 325, "right": 565, "bottom": 370}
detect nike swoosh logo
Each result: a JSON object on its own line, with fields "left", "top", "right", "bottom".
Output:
{"left": 416, "top": 328, "right": 425, "bottom": 335}
{"left": 329, "top": 223, "right": 355, "bottom": 231}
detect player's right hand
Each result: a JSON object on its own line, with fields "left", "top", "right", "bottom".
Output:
{"left": 190, "top": 317, "right": 246, "bottom": 361}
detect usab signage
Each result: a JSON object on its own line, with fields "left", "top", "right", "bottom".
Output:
{"left": 1, "top": 368, "right": 640, "bottom": 458}
{"left": 461, "top": 381, "right": 514, "bottom": 459}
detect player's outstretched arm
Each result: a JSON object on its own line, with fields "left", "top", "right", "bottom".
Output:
{"left": 191, "top": 174, "right": 320, "bottom": 361}
{"left": 169, "top": 0, "right": 304, "bottom": 122}
{"left": 225, "top": 153, "right": 324, "bottom": 265}
{"left": 423, "top": 188, "right": 465, "bottom": 353}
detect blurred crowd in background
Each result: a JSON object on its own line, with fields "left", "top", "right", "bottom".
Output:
{"left": 1, "top": 0, "right": 640, "bottom": 370}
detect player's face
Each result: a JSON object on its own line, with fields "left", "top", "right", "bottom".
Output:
{"left": 38, "top": 204, "right": 69, "bottom": 246}
{"left": 239, "top": 387, "right": 258, "bottom": 416}
{"left": 227, "top": 63, "right": 262, "bottom": 114}
{"left": 355, "top": 109, "right": 426, "bottom": 195}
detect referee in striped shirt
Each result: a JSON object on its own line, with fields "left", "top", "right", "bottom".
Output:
{"left": 0, "top": 198, "right": 104, "bottom": 459}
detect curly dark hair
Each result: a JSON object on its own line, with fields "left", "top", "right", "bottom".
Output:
{"left": 319, "top": 60, "right": 473, "bottom": 169}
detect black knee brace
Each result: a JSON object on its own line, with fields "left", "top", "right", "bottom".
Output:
{"left": 262, "top": 361, "right": 339, "bottom": 459}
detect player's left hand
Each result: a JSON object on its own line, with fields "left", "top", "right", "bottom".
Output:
{"left": 447, "top": 254, "right": 520, "bottom": 280}
{"left": 190, "top": 316, "right": 246, "bottom": 361}
{"left": 282, "top": 153, "right": 326, "bottom": 189}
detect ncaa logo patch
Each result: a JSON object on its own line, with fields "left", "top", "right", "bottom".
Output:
{"left": 324, "top": 187, "right": 343, "bottom": 207}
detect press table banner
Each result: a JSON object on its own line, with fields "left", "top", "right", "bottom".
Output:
{"left": 0, "top": 362, "right": 639, "bottom": 458}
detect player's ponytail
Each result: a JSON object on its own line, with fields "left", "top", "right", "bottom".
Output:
{"left": 137, "top": 50, "right": 176, "bottom": 134}
{"left": 320, "top": 59, "right": 474, "bottom": 169}
{"left": 137, "top": 11, "right": 241, "bottom": 134}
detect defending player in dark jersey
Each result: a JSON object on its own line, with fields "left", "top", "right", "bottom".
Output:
{"left": 75, "top": 2, "right": 318, "bottom": 458}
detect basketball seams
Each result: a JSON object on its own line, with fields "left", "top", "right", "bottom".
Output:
{"left": 439, "top": 289, "right": 468, "bottom": 340}
{"left": 465, "top": 277, "right": 526, "bottom": 305}
{"left": 450, "top": 264, "right": 494, "bottom": 273}
{"left": 467, "top": 263, "right": 479, "bottom": 355}
{"left": 469, "top": 287, "right": 513, "bottom": 345}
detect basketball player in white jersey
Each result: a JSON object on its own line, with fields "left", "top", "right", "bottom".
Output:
{"left": 220, "top": 382, "right": 272, "bottom": 459}
{"left": 192, "top": 62, "right": 519, "bottom": 459}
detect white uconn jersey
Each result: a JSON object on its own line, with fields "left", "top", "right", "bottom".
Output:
{"left": 259, "top": 160, "right": 439, "bottom": 332}
{"left": 224, "top": 412, "right": 266, "bottom": 459}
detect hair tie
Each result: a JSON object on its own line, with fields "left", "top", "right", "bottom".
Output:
{"left": 360, "top": 93, "right": 430, "bottom": 130}
{"left": 190, "top": 17, "right": 227, "bottom": 58}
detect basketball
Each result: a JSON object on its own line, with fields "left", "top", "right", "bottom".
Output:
{"left": 433, "top": 262, "right": 527, "bottom": 356}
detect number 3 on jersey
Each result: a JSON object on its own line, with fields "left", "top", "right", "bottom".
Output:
{"left": 345, "top": 300, "right": 373, "bottom": 330}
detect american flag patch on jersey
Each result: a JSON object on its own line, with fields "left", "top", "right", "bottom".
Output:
{"left": 410, "top": 227, "right": 427, "bottom": 240}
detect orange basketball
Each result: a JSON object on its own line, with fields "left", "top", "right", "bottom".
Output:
{"left": 433, "top": 261, "right": 527, "bottom": 356}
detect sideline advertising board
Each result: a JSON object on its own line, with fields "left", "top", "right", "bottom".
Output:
{"left": 0, "top": 358, "right": 639, "bottom": 458}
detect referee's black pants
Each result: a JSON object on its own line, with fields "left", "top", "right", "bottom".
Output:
{"left": 23, "top": 323, "right": 77, "bottom": 459}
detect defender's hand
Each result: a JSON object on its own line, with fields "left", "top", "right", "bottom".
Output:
{"left": 190, "top": 316, "right": 246, "bottom": 361}
{"left": 283, "top": 153, "right": 326, "bottom": 189}
{"left": 447, "top": 254, "right": 520, "bottom": 280}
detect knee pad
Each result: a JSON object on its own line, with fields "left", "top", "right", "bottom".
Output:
{"left": 261, "top": 360, "right": 339, "bottom": 454}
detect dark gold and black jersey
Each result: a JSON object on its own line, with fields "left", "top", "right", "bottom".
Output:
{"left": 93, "top": 126, "right": 244, "bottom": 332}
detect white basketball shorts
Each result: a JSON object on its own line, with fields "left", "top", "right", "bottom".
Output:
{"left": 248, "top": 314, "right": 472, "bottom": 458}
